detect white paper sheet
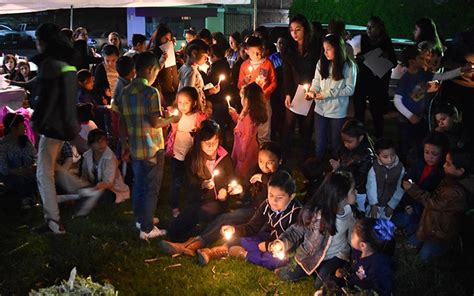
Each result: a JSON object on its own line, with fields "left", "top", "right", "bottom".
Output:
{"left": 363, "top": 47, "right": 395, "bottom": 78}
{"left": 289, "top": 84, "right": 313, "bottom": 116}
{"left": 347, "top": 34, "right": 361, "bottom": 56}
{"left": 159, "top": 41, "right": 176, "bottom": 69}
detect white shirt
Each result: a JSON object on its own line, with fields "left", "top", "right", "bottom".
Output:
{"left": 173, "top": 113, "right": 197, "bottom": 161}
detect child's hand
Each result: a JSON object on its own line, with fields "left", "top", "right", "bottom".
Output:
{"left": 405, "top": 205, "right": 414, "bottom": 215}
{"left": 335, "top": 267, "right": 345, "bottom": 278}
{"left": 408, "top": 114, "right": 421, "bottom": 124}
{"left": 402, "top": 180, "right": 413, "bottom": 191}
{"left": 249, "top": 173, "right": 263, "bottom": 184}
{"left": 209, "top": 84, "right": 221, "bottom": 95}
{"left": 228, "top": 106, "right": 236, "bottom": 114}
{"left": 243, "top": 75, "right": 252, "bottom": 85}
{"left": 384, "top": 206, "right": 394, "bottom": 218}
{"left": 314, "top": 92, "right": 324, "bottom": 100}
{"left": 170, "top": 114, "right": 180, "bottom": 124}
{"left": 255, "top": 74, "right": 267, "bottom": 86}
{"left": 228, "top": 183, "right": 243, "bottom": 195}
{"left": 369, "top": 205, "right": 379, "bottom": 218}
{"left": 329, "top": 159, "right": 340, "bottom": 170}
{"left": 220, "top": 225, "right": 235, "bottom": 238}
{"left": 269, "top": 240, "right": 285, "bottom": 258}
{"left": 305, "top": 91, "right": 315, "bottom": 101}
{"left": 159, "top": 52, "right": 168, "bottom": 66}
{"left": 202, "top": 179, "right": 215, "bottom": 190}
{"left": 217, "top": 188, "right": 228, "bottom": 201}
{"left": 258, "top": 241, "right": 267, "bottom": 252}
{"left": 284, "top": 95, "right": 292, "bottom": 109}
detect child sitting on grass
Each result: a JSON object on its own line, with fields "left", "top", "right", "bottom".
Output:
{"left": 366, "top": 138, "right": 405, "bottom": 219}
{"left": 402, "top": 150, "right": 471, "bottom": 261}
{"left": 197, "top": 170, "right": 302, "bottom": 268}
{"left": 336, "top": 218, "right": 395, "bottom": 296}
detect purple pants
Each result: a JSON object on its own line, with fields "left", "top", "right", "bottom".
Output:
{"left": 241, "top": 234, "right": 288, "bottom": 270}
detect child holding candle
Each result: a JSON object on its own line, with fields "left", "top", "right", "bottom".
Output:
{"left": 166, "top": 87, "right": 207, "bottom": 218}
{"left": 165, "top": 119, "right": 238, "bottom": 238}
{"left": 160, "top": 141, "right": 285, "bottom": 258}
{"left": 238, "top": 36, "right": 277, "bottom": 143}
{"left": 178, "top": 39, "right": 220, "bottom": 116}
{"left": 197, "top": 170, "right": 302, "bottom": 267}
{"left": 270, "top": 171, "right": 356, "bottom": 290}
{"left": 229, "top": 82, "right": 268, "bottom": 178}
{"left": 306, "top": 34, "right": 357, "bottom": 162}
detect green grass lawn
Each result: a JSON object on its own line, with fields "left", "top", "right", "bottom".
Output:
{"left": 0, "top": 111, "right": 473, "bottom": 295}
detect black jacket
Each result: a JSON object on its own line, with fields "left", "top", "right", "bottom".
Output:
{"left": 31, "top": 57, "right": 80, "bottom": 141}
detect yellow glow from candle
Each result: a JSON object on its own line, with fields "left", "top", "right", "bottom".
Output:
{"left": 223, "top": 228, "right": 234, "bottom": 240}
{"left": 172, "top": 109, "right": 179, "bottom": 116}
{"left": 248, "top": 66, "right": 253, "bottom": 73}
{"left": 303, "top": 84, "right": 309, "bottom": 92}
{"left": 212, "top": 169, "right": 219, "bottom": 178}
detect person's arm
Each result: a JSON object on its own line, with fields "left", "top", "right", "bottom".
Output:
{"left": 228, "top": 108, "right": 239, "bottom": 123}
{"left": 262, "top": 61, "right": 277, "bottom": 97}
{"left": 278, "top": 222, "right": 306, "bottom": 251}
{"left": 234, "top": 201, "right": 268, "bottom": 237}
{"left": 387, "top": 166, "right": 406, "bottom": 209}
{"left": 366, "top": 167, "right": 378, "bottom": 206}
{"left": 407, "top": 182, "right": 465, "bottom": 211}
{"left": 146, "top": 89, "right": 178, "bottom": 128}
{"left": 310, "top": 61, "right": 322, "bottom": 93}
{"left": 95, "top": 157, "right": 116, "bottom": 190}
{"left": 320, "top": 61, "right": 357, "bottom": 98}
{"left": 237, "top": 61, "right": 248, "bottom": 90}
{"left": 432, "top": 67, "right": 462, "bottom": 81}
{"left": 393, "top": 94, "right": 414, "bottom": 120}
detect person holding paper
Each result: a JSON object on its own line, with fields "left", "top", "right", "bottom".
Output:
{"left": 306, "top": 34, "right": 357, "bottom": 161}
{"left": 352, "top": 16, "right": 397, "bottom": 138}
{"left": 281, "top": 15, "right": 319, "bottom": 156}
{"left": 178, "top": 39, "right": 220, "bottom": 117}
{"left": 150, "top": 24, "right": 179, "bottom": 108}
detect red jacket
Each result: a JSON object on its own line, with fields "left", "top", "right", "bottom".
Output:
{"left": 238, "top": 58, "right": 277, "bottom": 100}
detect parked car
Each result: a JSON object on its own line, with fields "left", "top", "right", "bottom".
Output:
{"left": 87, "top": 31, "right": 128, "bottom": 51}
{"left": 18, "top": 23, "right": 37, "bottom": 40}
{"left": 0, "top": 24, "right": 34, "bottom": 48}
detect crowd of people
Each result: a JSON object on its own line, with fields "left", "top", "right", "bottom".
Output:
{"left": 1, "top": 13, "right": 474, "bottom": 295}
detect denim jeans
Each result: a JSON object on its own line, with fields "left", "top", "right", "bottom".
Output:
{"left": 199, "top": 208, "right": 255, "bottom": 246}
{"left": 281, "top": 106, "right": 315, "bottom": 157}
{"left": 169, "top": 157, "right": 185, "bottom": 210}
{"left": 131, "top": 150, "right": 165, "bottom": 232}
{"left": 278, "top": 256, "right": 348, "bottom": 289}
{"left": 314, "top": 113, "right": 346, "bottom": 161}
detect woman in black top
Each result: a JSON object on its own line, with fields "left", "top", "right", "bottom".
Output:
{"left": 352, "top": 16, "right": 397, "bottom": 138}
{"left": 281, "top": 14, "right": 320, "bottom": 157}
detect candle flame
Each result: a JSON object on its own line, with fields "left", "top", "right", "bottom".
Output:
{"left": 219, "top": 74, "right": 225, "bottom": 82}
{"left": 212, "top": 169, "right": 219, "bottom": 177}
{"left": 172, "top": 109, "right": 179, "bottom": 116}
{"left": 230, "top": 180, "right": 238, "bottom": 187}
{"left": 248, "top": 66, "right": 253, "bottom": 72}
{"left": 303, "top": 84, "right": 309, "bottom": 92}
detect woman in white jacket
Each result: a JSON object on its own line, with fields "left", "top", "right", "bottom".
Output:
{"left": 307, "top": 34, "right": 357, "bottom": 161}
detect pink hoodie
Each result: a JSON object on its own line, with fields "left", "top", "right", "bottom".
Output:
{"left": 230, "top": 109, "right": 259, "bottom": 178}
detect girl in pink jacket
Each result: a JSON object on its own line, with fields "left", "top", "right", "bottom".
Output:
{"left": 229, "top": 82, "right": 268, "bottom": 178}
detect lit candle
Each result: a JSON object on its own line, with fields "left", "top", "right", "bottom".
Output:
{"left": 224, "top": 227, "right": 235, "bottom": 240}
{"left": 172, "top": 109, "right": 179, "bottom": 116}
{"left": 181, "top": 42, "right": 186, "bottom": 48}
{"left": 226, "top": 95, "right": 231, "bottom": 108}
{"left": 303, "top": 83, "right": 310, "bottom": 93}
{"left": 218, "top": 74, "right": 225, "bottom": 85}
{"left": 272, "top": 240, "right": 286, "bottom": 260}
{"left": 212, "top": 169, "right": 219, "bottom": 178}
{"left": 229, "top": 180, "right": 238, "bottom": 188}
{"left": 248, "top": 65, "right": 253, "bottom": 74}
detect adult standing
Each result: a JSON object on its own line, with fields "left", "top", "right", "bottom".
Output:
{"left": 281, "top": 14, "right": 320, "bottom": 156}
{"left": 31, "top": 23, "right": 80, "bottom": 234}
{"left": 352, "top": 16, "right": 396, "bottom": 138}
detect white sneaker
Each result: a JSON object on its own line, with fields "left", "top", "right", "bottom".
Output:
{"left": 135, "top": 217, "right": 160, "bottom": 230}
{"left": 47, "top": 219, "right": 66, "bottom": 234}
{"left": 139, "top": 226, "right": 167, "bottom": 241}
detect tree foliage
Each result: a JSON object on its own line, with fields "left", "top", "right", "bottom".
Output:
{"left": 290, "top": 0, "right": 474, "bottom": 40}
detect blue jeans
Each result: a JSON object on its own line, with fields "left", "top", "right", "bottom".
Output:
{"left": 314, "top": 113, "right": 346, "bottom": 161}
{"left": 419, "top": 241, "right": 448, "bottom": 262}
{"left": 277, "top": 256, "right": 348, "bottom": 289}
{"left": 199, "top": 208, "right": 255, "bottom": 246}
{"left": 169, "top": 157, "right": 185, "bottom": 210}
{"left": 131, "top": 150, "right": 165, "bottom": 232}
